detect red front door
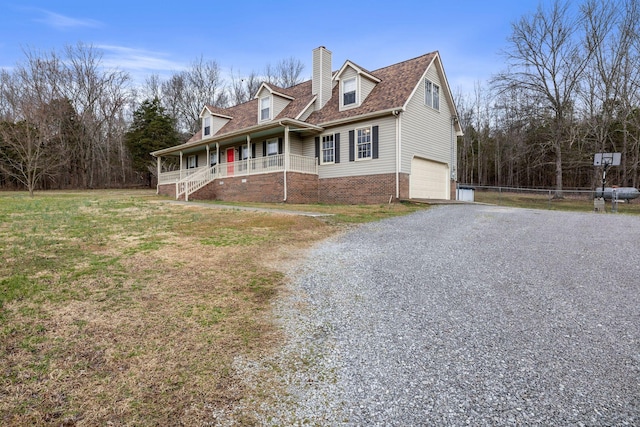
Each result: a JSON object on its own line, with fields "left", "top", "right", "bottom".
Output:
{"left": 226, "top": 148, "right": 234, "bottom": 175}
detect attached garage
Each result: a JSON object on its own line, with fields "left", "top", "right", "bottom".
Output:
{"left": 410, "top": 157, "right": 449, "bottom": 199}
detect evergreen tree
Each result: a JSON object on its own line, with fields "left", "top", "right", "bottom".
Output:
{"left": 125, "top": 97, "right": 179, "bottom": 186}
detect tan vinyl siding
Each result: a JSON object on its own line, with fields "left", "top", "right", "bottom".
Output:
{"left": 303, "top": 115, "right": 397, "bottom": 179}
{"left": 401, "top": 62, "right": 454, "bottom": 175}
{"left": 273, "top": 95, "right": 290, "bottom": 118}
{"left": 288, "top": 133, "right": 303, "bottom": 156}
{"left": 211, "top": 116, "right": 230, "bottom": 134}
{"left": 361, "top": 76, "right": 376, "bottom": 102}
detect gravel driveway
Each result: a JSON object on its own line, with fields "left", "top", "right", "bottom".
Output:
{"left": 260, "top": 204, "right": 640, "bottom": 426}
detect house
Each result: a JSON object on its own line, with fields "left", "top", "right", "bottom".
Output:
{"left": 152, "top": 46, "right": 463, "bottom": 204}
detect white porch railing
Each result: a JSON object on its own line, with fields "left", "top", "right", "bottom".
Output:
{"left": 159, "top": 154, "right": 318, "bottom": 197}
{"left": 158, "top": 166, "right": 209, "bottom": 185}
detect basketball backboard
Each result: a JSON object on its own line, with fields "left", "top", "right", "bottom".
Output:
{"left": 594, "top": 152, "right": 621, "bottom": 166}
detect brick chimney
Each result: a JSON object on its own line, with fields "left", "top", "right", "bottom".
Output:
{"left": 312, "top": 46, "right": 332, "bottom": 109}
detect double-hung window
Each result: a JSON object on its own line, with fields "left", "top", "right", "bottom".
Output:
{"left": 425, "top": 79, "right": 440, "bottom": 110}
{"left": 210, "top": 152, "right": 218, "bottom": 166}
{"left": 343, "top": 77, "right": 356, "bottom": 106}
{"left": 260, "top": 96, "right": 270, "bottom": 121}
{"left": 321, "top": 134, "right": 334, "bottom": 164}
{"left": 187, "top": 155, "right": 197, "bottom": 169}
{"left": 266, "top": 139, "right": 280, "bottom": 167}
{"left": 203, "top": 117, "right": 211, "bottom": 136}
{"left": 356, "top": 127, "right": 371, "bottom": 160}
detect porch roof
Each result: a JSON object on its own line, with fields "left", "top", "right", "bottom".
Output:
{"left": 151, "top": 118, "right": 323, "bottom": 157}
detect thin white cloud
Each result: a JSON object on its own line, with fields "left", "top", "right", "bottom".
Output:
{"left": 96, "top": 45, "right": 187, "bottom": 73}
{"left": 33, "top": 9, "right": 102, "bottom": 30}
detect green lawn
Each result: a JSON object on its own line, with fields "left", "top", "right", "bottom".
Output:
{"left": 0, "top": 189, "right": 425, "bottom": 425}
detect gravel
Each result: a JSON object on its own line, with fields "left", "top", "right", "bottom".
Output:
{"left": 234, "top": 205, "right": 640, "bottom": 425}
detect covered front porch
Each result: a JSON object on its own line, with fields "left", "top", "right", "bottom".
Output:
{"left": 153, "top": 120, "right": 321, "bottom": 202}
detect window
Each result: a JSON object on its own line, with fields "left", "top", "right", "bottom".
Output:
{"left": 187, "top": 155, "right": 197, "bottom": 169}
{"left": 425, "top": 79, "right": 440, "bottom": 110}
{"left": 343, "top": 77, "right": 356, "bottom": 106}
{"left": 241, "top": 144, "right": 249, "bottom": 160}
{"left": 356, "top": 127, "right": 371, "bottom": 160}
{"left": 321, "top": 134, "right": 334, "bottom": 164}
{"left": 267, "top": 139, "right": 279, "bottom": 156}
{"left": 260, "top": 96, "right": 270, "bottom": 121}
{"left": 210, "top": 152, "right": 218, "bottom": 166}
{"left": 203, "top": 117, "right": 211, "bottom": 136}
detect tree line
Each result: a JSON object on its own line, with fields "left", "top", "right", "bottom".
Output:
{"left": 0, "top": 43, "right": 304, "bottom": 194}
{"left": 2, "top": 0, "right": 638, "bottom": 196}
{"left": 458, "top": 0, "right": 640, "bottom": 196}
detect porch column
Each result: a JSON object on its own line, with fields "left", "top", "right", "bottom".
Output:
{"left": 283, "top": 125, "right": 290, "bottom": 201}
{"left": 246, "top": 135, "right": 251, "bottom": 176}
{"left": 156, "top": 156, "right": 161, "bottom": 194}
{"left": 179, "top": 151, "right": 184, "bottom": 179}
{"left": 216, "top": 143, "right": 220, "bottom": 177}
{"left": 206, "top": 144, "right": 210, "bottom": 168}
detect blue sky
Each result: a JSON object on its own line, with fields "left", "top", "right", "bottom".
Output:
{"left": 0, "top": 0, "right": 544, "bottom": 96}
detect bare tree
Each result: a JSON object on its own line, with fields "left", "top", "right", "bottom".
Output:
{"left": 161, "top": 57, "right": 228, "bottom": 134}
{"left": 494, "top": 0, "right": 593, "bottom": 197}
{"left": 228, "top": 68, "right": 260, "bottom": 105}
{"left": 276, "top": 56, "right": 305, "bottom": 88}
{"left": 0, "top": 51, "right": 67, "bottom": 196}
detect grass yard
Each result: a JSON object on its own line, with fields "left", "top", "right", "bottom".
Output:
{"left": 0, "top": 190, "right": 423, "bottom": 425}
{"left": 474, "top": 189, "right": 640, "bottom": 214}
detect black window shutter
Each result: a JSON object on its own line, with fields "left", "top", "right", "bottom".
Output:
{"left": 335, "top": 133, "right": 340, "bottom": 163}
{"left": 372, "top": 125, "right": 379, "bottom": 159}
{"left": 349, "top": 130, "right": 355, "bottom": 162}
{"left": 315, "top": 137, "right": 320, "bottom": 165}
{"left": 195, "top": 155, "right": 198, "bottom": 167}
{"left": 262, "top": 141, "right": 266, "bottom": 157}
{"left": 278, "top": 138, "right": 283, "bottom": 154}
{"left": 251, "top": 144, "right": 256, "bottom": 158}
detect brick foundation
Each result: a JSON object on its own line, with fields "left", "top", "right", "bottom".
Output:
{"left": 159, "top": 172, "right": 412, "bottom": 205}
{"left": 186, "top": 172, "right": 319, "bottom": 204}
{"left": 319, "top": 173, "right": 405, "bottom": 204}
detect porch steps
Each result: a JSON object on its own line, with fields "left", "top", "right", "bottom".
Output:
{"left": 176, "top": 165, "right": 217, "bottom": 201}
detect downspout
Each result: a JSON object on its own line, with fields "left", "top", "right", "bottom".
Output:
{"left": 394, "top": 110, "right": 400, "bottom": 199}
{"left": 451, "top": 116, "right": 457, "bottom": 200}
{"left": 283, "top": 125, "right": 290, "bottom": 201}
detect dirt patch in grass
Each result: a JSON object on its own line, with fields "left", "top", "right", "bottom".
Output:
{"left": 0, "top": 190, "right": 424, "bottom": 425}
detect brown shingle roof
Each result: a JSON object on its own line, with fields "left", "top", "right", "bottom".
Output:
{"left": 306, "top": 52, "right": 436, "bottom": 124}
{"left": 197, "top": 51, "right": 437, "bottom": 139}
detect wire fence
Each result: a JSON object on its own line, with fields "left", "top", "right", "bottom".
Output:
{"left": 457, "top": 184, "right": 637, "bottom": 213}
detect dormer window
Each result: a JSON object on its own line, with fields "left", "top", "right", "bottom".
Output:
{"left": 260, "top": 96, "right": 271, "bottom": 121}
{"left": 343, "top": 77, "right": 356, "bottom": 106}
{"left": 203, "top": 117, "right": 211, "bottom": 136}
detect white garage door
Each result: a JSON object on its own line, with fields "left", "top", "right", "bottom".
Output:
{"left": 410, "top": 157, "right": 449, "bottom": 199}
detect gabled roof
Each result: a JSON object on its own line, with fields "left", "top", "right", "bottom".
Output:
{"left": 307, "top": 52, "right": 437, "bottom": 125}
{"left": 200, "top": 105, "right": 234, "bottom": 119}
{"left": 254, "top": 82, "right": 295, "bottom": 100}
{"left": 170, "top": 50, "right": 454, "bottom": 148}
{"left": 333, "top": 60, "right": 381, "bottom": 83}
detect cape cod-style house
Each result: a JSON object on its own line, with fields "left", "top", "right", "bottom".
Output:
{"left": 152, "top": 46, "right": 463, "bottom": 204}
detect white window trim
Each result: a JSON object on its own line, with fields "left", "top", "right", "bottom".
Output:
{"left": 425, "top": 79, "right": 440, "bottom": 111}
{"left": 355, "top": 126, "right": 372, "bottom": 161}
{"left": 260, "top": 96, "right": 271, "bottom": 121}
{"left": 341, "top": 77, "right": 358, "bottom": 109}
{"left": 203, "top": 116, "right": 211, "bottom": 136}
{"left": 320, "top": 134, "right": 335, "bottom": 165}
